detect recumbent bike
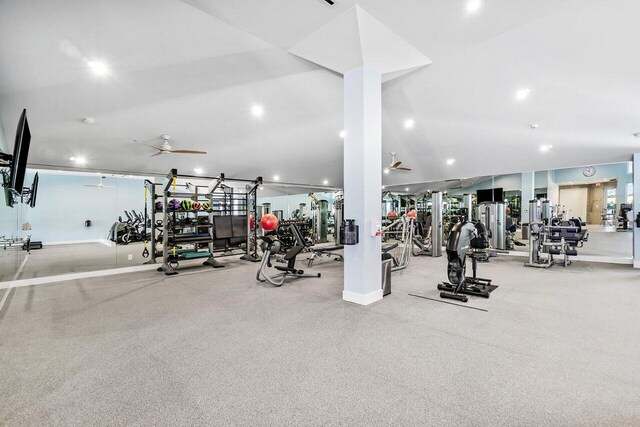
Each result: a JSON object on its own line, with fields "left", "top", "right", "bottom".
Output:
{"left": 256, "top": 235, "right": 321, "bottom": 287}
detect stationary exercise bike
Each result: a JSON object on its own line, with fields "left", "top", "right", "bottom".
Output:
{"left": 256, "top": 235, "right": 321, "bottom": 286}
{"left": 256, "top": 214, "right": 321, "bottom": 287}
{"left": 437, "top": 221, "right": 496, "bottom": 302}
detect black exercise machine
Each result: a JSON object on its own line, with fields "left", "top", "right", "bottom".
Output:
{"left": 382, "top": 242, "right": 399, "bottom": 265}
{"left": 437, "top": 221, "right": 497, "bottom": 303}
{"left": 289, "top": 223, "right": 343, "bottom": 267}
{"left": 256, "top": 235, "right": 321, "bottom": 286}
{"left": 618, "top": 203, "right": 633, "bottom": 231}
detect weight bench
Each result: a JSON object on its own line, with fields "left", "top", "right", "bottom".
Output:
{"left": 289, "top": 224, "right": 344, "bottom": 267}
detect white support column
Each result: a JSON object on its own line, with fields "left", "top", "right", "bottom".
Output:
{"left": 521, "top": 172, "right": 535, "bottom": 224}
{"left": 288, "top": 5, "right": 432, "bottom": 304}
{"left": 633, "top": 154, "right": 640, "bottom": 268}
{"left": 342, "top": 66, "right": 383, "bottom": 305}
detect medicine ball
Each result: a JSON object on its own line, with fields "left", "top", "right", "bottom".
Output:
{"left": 191, "top": 201, "right": 201, "bottom": 211}
{"left": 155, "top": 201, "right": 163, "bottom": 211}
{"left": 260, "top": 214, "right": 279, "bottom": 232}
{"left": 406, "top": 210, "right": 417, "bottom": 219}
{"left": 202, "top": 201, "right": 212, "bottom": 212}
{"left": 387, "top": 211, "right": 398, "bottom": 219}
{"left": 169, "top": 199, "right": 180, "bottom": 210}
{"left": 180, "top": 200, "right": 192, "bottom": 210}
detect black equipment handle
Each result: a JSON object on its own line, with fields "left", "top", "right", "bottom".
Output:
{"left": 142, "top": 187, "right": 149, "bottom": 258}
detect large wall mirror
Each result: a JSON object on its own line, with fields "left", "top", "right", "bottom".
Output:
{"left": 382, "top": 161, "right": 633, "bottom": 262}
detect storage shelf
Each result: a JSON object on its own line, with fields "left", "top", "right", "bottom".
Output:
{"left": 166, "top": 209, "right": 213, "bottom": 214}
{"left": 169, "top": 237, "right": 213, "bottom": 244}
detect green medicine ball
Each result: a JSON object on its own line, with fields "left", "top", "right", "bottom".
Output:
{"left": 180, "top": 200, "right": 192, "bottom": 210}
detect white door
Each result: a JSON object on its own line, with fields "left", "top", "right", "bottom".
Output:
{"left": 559, "top": 187, "right": 588, "bottom": 220}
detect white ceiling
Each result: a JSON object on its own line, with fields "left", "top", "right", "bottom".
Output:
{"left": 1, "top": 0, "right": 639, "bottom": 188}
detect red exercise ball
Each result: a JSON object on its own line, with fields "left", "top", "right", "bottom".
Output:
{"left": 260, "top": 214, "right": 279, "bottom": 232}
{"left": 406, "top": 210, "right": 418, "bottom": 219}
{"left": 387, "top": 211, "right": 398, "bottom": 219}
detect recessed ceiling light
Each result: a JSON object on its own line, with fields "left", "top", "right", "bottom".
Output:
{"left": 466, "top": 0, "right": 482, "bottom": 13}
{"left": 273, "top": 175, "right": 280, "bottom": 181}
{"left": 446, "top": 158, "right": 456, "bottom": 165}
{"left": 382, "top": 186, "right": 386, "bottom": 189}
{"left": 339, "top": 130, "right": 346, "bottom": 139}
{"left": 405, "top": 187, "right": 409, "bottom": 192}
{"left": 193, "top": 167, "right": 203, "bottom": 175}
{"left": 82, "top": 117, "right": 95, "bottom": 125}
{"left": 69, "top": 156, "right": 76, "bottom": 161}
{"left": 530, "top": 123, "right": 539, "bottom": 129}
{"left": 252, "top": 105, "right": 264, "bottom": 117}
{"left": 323, "top": 179, "right": 329, "bottom": 185}
{"left": 383, "top": 168, "right": 390, "bottom": 174}
{"left": 87, "top": 60, "right": 109, "bottom": 77}
{"left": 515, "top": 88, "right": 531, "bottom": 101}
{"left": 259, "top": 186, "right": 264, "bottom": 190}
{"left": 74, "top": 156, "right": 87, "bottom": 165}
{"left": 404, "top": 119, "right": 415, "bottom": 129}
{"left": 540, "top": 144, "right": 553, "bottom": 153}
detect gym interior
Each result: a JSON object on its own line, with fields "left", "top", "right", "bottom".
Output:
{"left": 1, "top": 1, "right": 639, "bottom": 425}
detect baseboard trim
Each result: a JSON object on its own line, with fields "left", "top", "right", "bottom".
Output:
{"left": 343, "top": 289, "right": 383, "bottom": 306}
{"left": 43, "top": 239, "right": 109, "bottom": 246}
{"left": 0, "top": 264, "right": 159, "bottom": 289}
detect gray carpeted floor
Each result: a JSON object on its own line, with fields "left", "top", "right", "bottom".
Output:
{"left": 1, "top": 254, "right": 639, "bottom": 426}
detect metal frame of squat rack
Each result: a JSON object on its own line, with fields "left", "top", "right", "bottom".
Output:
{"left": 157, "top": 169, "right": 262, "bottom": 275}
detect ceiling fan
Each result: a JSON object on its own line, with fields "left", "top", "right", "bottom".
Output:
{"left": 387, "top": 152, "right": 412, "bottom": 172}
{"left": 137, "top": 134, "right": 207, "bottom": 157}
{"left": 85, "top": 176, "right": 114, "bottom": 189}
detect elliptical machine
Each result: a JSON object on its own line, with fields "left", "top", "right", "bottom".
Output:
{"left": 437, "top": 220, "right": 496, "bottom": 302}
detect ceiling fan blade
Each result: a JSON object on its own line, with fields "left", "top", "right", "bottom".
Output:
{"left": 396, "top": 167, "right": 412, "bottom": 171}
{"left": 169, "top": 149, "right": 207, "bottom": 154}
{"left": 150, "top": 151, "right": 163, "bottom": 157}
{"left": 391, "top": 161, "right": 402, "bottom": 168}
{"left": 138, "top": 142, "right": 164, "bottom": 150}
{"left": 84, "top": 185, "right": 101, "bottom": 187}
